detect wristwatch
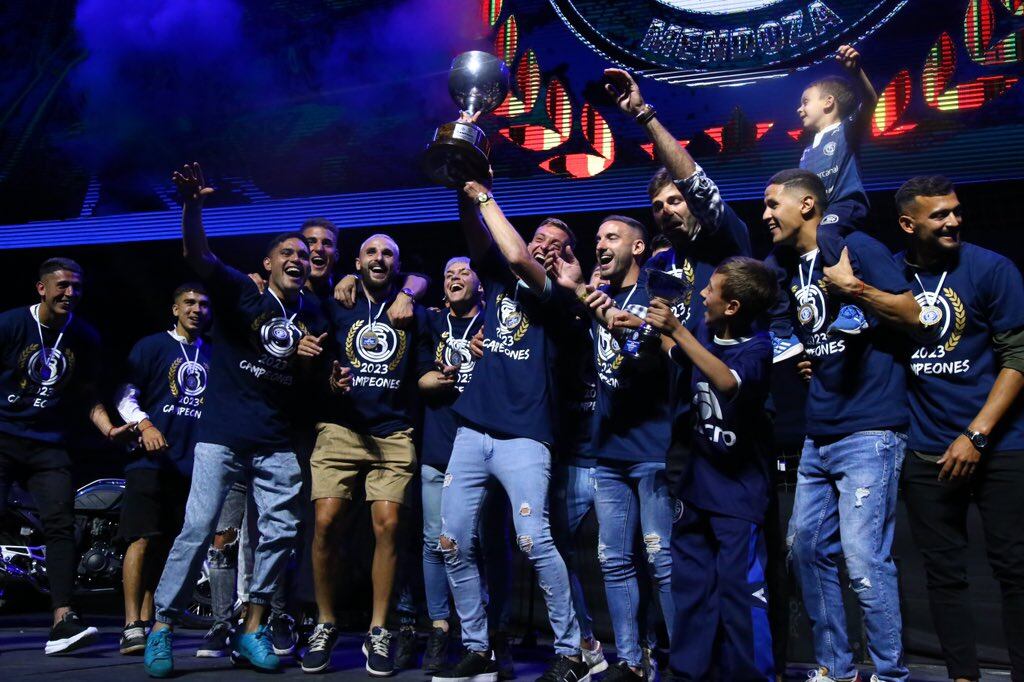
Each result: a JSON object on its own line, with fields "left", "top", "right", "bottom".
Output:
{"left": 962, "top": 428, "right": 988, "bottom": 451}
{"left": 400, "top": 286, "right": 415, "bottom": 299}
{"left": 475, "top": 192, "right": 492, "bottom": 205}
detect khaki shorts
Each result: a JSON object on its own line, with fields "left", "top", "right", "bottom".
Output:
{"left": 310, "top": 422, "right": 416, "bottom": 504}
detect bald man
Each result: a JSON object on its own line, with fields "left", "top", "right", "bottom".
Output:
{"left": 302, "top": 234, "right": 424, "bottom": 676}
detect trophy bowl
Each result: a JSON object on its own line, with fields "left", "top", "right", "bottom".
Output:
{"left": 422, "top": 51, "right": 510, "bottom": 188}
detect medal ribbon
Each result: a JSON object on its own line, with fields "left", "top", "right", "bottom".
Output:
{"left": 267, "top": 288, "right": 303, "bottom": 328}
{"left": 797, "top": 250, "right": 819, "bottom": 303}
{"left": 446, "top": 311, "right": 479, "bottom": 345}
{"left": 32, "top": 304, "right": 71, "bottom": 376}
{"left": 914, "top": 271, "right": 948, "bottom": 310}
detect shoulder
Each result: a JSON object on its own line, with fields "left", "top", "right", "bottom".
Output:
{"left": 962, "top": 242, "right": 1016, "bottom": 270}
{"left": 0, "top": 306, "right": 29, "bottom": 328}
{"left": 845, "top": 231, "right": 892, "bottom": 257}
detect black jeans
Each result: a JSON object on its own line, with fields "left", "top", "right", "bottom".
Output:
{"left": 0, "top": 431, "right": 77, "bottom": 611}
{"left": 902, "top": 449, "right": 1024, "bottom": 681}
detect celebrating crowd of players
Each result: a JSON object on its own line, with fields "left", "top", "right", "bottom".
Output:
{"left": 1, "top": 47, "right": 1022, "bottom": 682}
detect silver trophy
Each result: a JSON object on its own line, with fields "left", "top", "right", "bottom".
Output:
{"left": 422, "top": 51, "right": 510, "bottom": 188}
{"left": 620, "top": 270, "right": 692, "bottom": 360}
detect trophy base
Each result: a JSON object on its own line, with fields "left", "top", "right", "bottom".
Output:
{"left": 422, "top": 121, "right": 492, "bottom": 188}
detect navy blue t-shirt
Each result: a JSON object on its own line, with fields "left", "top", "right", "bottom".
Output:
{"left": 591, "top": 272, "right": 675, "bottom": 464}
{"left": 557, "top": 316, "right": 597, "bottom": 467}
{"left": 453, "top": 244, "right": 571, "bottom": 445}
{"left": 415, "top": 307, "right": 484, "bottom": 469}
{"left": 898, "top": 243, "right": 1024, "bottom": 453}
{"left": 123, "top": 331, "right": 211, "bottom": 475}
{"left": 773, "top": 231, "right": 909, "bottom": 437}
{"left": 799, "top": 108, "right": 869, "bottom": 210}
{"left": 0, "top": 306, "right": 101, "bottom": 444}
{"left": 198, "top": 260, "right": 328, "bottom": 452}
{"left": 322, "top": 290, "right": 420, "bottom": 437}
{"left": 679, "top": 326, "right": 773, "bottom": 524}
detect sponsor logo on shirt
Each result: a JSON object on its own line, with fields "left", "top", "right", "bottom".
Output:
{"left": 820, "top": 213, "right": 839, "bottom": 225}
{"left": 693, "top": 381, "right": 737, "bottom": 447}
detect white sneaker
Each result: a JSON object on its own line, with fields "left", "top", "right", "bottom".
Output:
{"left": 581, "top": 639, "right": 608, "bottom": 674}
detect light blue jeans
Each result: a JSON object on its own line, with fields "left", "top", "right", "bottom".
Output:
{"left": 422, "top": 463, "right": 511, "bottom": 628}
{"left": 154, "top": 442, "right": 302, "bottom": 625}
{"left": 593, "top": 461, "right": 674, "bottom": 668}
{"left": 550, "top": 463, "right": 597, "bottom": 642}
{"left": 440, "top": 425, "right": 580, "bottom": 656}
{"left": 789, "top": 430, "right": 908, "bottom": 682}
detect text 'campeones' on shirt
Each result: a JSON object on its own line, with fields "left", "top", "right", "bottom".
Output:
{"left": 0, "top": 306, "right": 101, "bottom": 445}
{"left": 122, "top": 331, "right": 211, "bottom": 475}
{"left": 197, "top": 260, "right": 328, "bottom": 452}
{"left": 898, "top": 243, "right": 1024, "bottom": 454}
{"left": 772, "top": 231, "right": 908, "bottom": 437}
{"left": 453, "top": 244, "right": 571, "bottom": 445}
{"left": 799, "top": 108, "right": 869, "bottom": 210}
{"left": 322, "top": 290, "right": 421, "bottom": 437}
{"left": 679, "top": 325, "right": 773, "bottom": 524}
{"left": 590, "top": 271, "right": 676, "bottom": 464}
{"left": 415, "top": 307, "right": 484, "bottom": 469}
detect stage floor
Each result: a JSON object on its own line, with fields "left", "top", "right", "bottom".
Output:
{"left": 0, "top": 615, "right": 1013, "bottom": 681}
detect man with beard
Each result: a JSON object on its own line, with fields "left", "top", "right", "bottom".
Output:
{"left": 115, "top": 284, "right": 212, "bottom": 655}
{"left": 431, "top": 168, "right": 591, "bottom": 682}
{"left": 143, "top": 163, "right": 329, "bottom": 677}
{"left": 302, "top": 234, "right": 421, "bottom": 676}
{"left": 0, "top": 258, "right": 134, "bottom": 655}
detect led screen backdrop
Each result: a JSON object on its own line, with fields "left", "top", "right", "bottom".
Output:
{"left": 0, "top": 0, "right": 1021, "bottom": 248}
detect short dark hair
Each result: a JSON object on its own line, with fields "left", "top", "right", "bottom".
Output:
{"left": 39, "top": 258, "right": 83, "bottom": 280}
{"left": 600, "top": 214, "right": 648, "bottom": 244}
{"left": 895, "top": 175, "right": 956, "bottom": 214}
{"left": 172, "top": 282, "right": 208, "bottom": 301}
{"left": 714, "top": 256, "right": 779, "bottom": 324}
{"left": 809, "top": 76, "right": 858, "bottom": 118}
{"left": 650, "top": 233, "right": 672, "bottom": 254}
{"left": 768, "top": 168, "right": 828, "bottom": 213}
{"left": 647, "top": 167, "right": 674, "bottom": 201}
{"left": 300, "top": 217, "right": 339, "bottom": 241}
{"left": 536, "top": 217, "right": 577, "bottom": 250}
{"left": 265, "top": 231, "right": 309, "bottom": 258}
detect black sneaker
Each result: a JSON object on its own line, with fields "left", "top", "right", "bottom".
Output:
{"left": 492, "top": 632, "right": 515, "bottom": 680}
{"left": 119, "top": 620, "right": 147, "bottom": 655}
{"left": 44, "top": 611, "right": 99, "bottom": 655}
{"left": 422, "top": 627, "right": 450, "bottom": 673}
{"left": 393, "top": 625, "right": 417, "bottom": 670}
{"left": 362, "top": 626, "right": 395, "bottom": 677}
{"left": 602, "top": 661, "right": 644, "bottom": 682}
{"left": 535, "top": 655, "right": 591, "bottom": 682}
{"left": 432, "top": 650, "right": 499, "bottom": 682}
{"left": 301, "top": 623, "right": 339, "bottom": 674}
{"left": 269, "top": 613, "right": 298, "bottom": 656}
{"left": 196, "top": 622, "right": 232, "bottom": 658}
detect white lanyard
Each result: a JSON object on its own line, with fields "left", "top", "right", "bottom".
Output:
{"left": 619, "top": 283, "right": 639, "bottom": 311}
{"left": 446, "top": 312, "right": 479, "bottom": 344}
{"left": 366, "top": 296, "right": 388, "bottom": 329}
{"left": 797, "top": 250, "right": 819, "bottom": 302}
{"left": 268, "top": 288, "right": 302, "bottom": 326}
{"left": 32, "top": 304, "right": 70, "bottom": 372}
{"left": 914, "top": 271, "right": 948, "bottom": 308}
{"left": 170, "top": 331, "right": 201, "bottom": 367}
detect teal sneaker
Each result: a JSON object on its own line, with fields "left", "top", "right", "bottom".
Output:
{"left": 231, "top": 625, "right": 281, "bottom": 671}
{"left": 143, "top": 627, "right": 174, "bottom": 678}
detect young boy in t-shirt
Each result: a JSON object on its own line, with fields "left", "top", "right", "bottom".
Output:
{"left": 633, "top": 256, "right": 778, "bottom": 681}
{"left": 797, "top": 44, "right": 878, "bottom": 335}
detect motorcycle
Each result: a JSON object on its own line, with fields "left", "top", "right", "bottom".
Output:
{"left": 0, "top": 477, "right": 218, "bottom": 629}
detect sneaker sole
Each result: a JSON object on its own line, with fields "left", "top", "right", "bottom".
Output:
{"left": 587, "top": 659, "right": 609, "bottom": 674}
{"left": 45, "top": 626, "right": 99, "bottom": 655}
{"left": 196, "top": 648, "right": 227, "bottom": 658}
{"left": 431, "top": 674, "right": 498, "bottom": 682}
{"left": 362, "top": 643, "right": 395, "bottom": 677}
{"left": 772, "top": 343, "right": 804, "bottom": 363}
{"left": 273, "top": 644, "right": 296, "bottom": 656}
{"left": 301, "top": 658, "right": 333, "bottom": 674}
{"left": 230, "top": 651, "right": 280, "bottom": 671}
{"left": 120, "top": 642, "right": 146, "bottom": 655}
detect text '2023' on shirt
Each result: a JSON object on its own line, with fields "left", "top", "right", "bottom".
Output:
{"left": 898, "top": 242, "right": 1024, "bottom": 454}
{"left": 198, "top": 260, "right": 328, "bottom": 452}
{"left": 774, "top": 231, "right": 909, "bottom": 438}
{"left": 121, "top": 331, "right": 211, "bottom": 475}
{"left": 416, "top": 308, "right": 484, "bottom": 469}
{"left": 453, "top": 244, "right": 571, "bottom": 445}
{"left": 679, "top": 324, "right": 773, "bottom": 524}
{"left": 0, "top": 305, "right": 100, "bottom": 444}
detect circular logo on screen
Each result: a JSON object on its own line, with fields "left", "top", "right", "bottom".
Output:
{"left": 549, "top": 0, "right": 905, "bottom": 78}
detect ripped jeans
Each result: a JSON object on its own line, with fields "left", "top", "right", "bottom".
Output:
{"left": 790, "top": 430, "right": 908, "bottom": 682}
{"left": 440, "top": 425, "right": 580, "bottom": 656}
{"left": 592, "top": 461, "right": 674, "bottom": 668}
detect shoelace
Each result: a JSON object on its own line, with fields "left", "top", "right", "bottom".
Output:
{"left": 152, "top": 630, "right": 172, "bottom": 656}
{"left": 369, "top": 630, "right": 392, "bottom": 657}
{"left": 251, "top": 627, "right": 274, "bottom": 656}
{"left": 307, "top": 625, "right": 332, "bottom": 651}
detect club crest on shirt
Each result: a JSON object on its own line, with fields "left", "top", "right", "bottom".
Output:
{"left": 346, "top": 320, "right": 406, "bottom": 369}
{"left": 255, "top": 312, "right": 307, "bottom": 359}
{"left": 495, "top": 292, "right": 529, "bottom": 346}
{"left": 436, "top": 336, "right": 476, "bottom": 374}
{"left": 169, "top": 357, "right": 209, "bottom": 398}
{"left": 913, "top": 287, "right": 967, "bottom": 352}
{"left": 19, "top": 344, "right": 73, "bottom": 388}
{"left": 823, "top": 141, "right": 837, "bottom": 156}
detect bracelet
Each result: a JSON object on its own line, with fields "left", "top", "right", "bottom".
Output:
{"left": 853, "top": 280, "right": 865, "bottom": 297}
{"left": 635, "top": 104, "right": 657, "bottom": 125}
{"left": 141, "top": 424, "right": 156, "bottom": 433}
{"left": 106, "top": 426, "right": 116, "bottom": 439}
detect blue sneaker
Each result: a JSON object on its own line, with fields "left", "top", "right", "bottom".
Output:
{"left": 770, "top": 332, "right": 804, "bottom": 363}
{"left": 143, "top": 627, "right": 174, "bottom": 678}
{"left": 231, "top": 625, "right": 280, "bottom": 671}
{"left": 828, "top": 304, "right": 868, "bottom": 336}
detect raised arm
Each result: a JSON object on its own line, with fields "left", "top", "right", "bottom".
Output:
{"left": 172, "top": 162, "right": 218, "bottom": 277}
{"left": 836, "top": 45, "right": 878, "bottom": 129}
